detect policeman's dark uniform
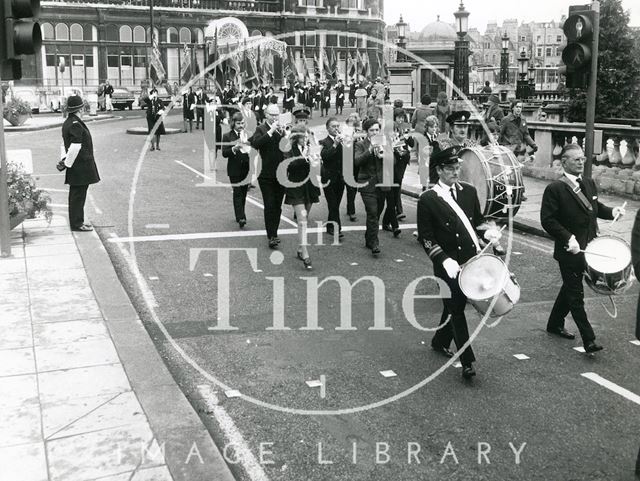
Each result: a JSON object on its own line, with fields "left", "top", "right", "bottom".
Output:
{"left": 62, "top": 108, "right": 100, "bottom": 230}
{"left": 417, "top": 146, "right": 485, "bottom": 371}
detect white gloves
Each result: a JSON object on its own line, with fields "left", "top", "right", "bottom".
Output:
{"left": 566, "top": 235, "right": 580, "bottom": 255}
{"left": 484, "top": 228, "right": 502, "bottom": 244}
{"left": 442, "top": 258, "right": 461, "bottom": 279}
{"left": 613, "top": 206, "right": 626, "bottom": 218}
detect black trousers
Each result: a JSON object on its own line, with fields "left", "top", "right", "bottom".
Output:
{"left": 547, "top": 257, "right": 596, "bottom": 343}
{"left": 258, "top": 178, "right": 285, "bottom": 239}
{"left": 431, "top": 269, "right": 476, "bottom": 366}
{"left": 196, "top": 109, "right": 204, "bottom": 128}
{"left": 359, "top": 185, "right": 379, "bottom": 248}
{"left": 346, "top": 184, "right": 357, "bottom": 216}
{"left": 68, "top": 185, "right": 89, "bottom": 229}
{"left": 394, "top": 161, "right": 408, "bottom": 215}
{"left": 379, "top": 189, "right": 399, "bottom": 230}
{"left": 323, "top": 175, "right": 344, "bottom": 232}
{"left": 229, "top": 176, "right": 248, "bottom": 222}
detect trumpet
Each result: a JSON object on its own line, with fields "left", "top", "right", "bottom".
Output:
{"left": 372, "top": 143, "right": 385, "bottom": 157}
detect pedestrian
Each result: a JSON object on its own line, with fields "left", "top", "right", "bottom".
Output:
{"left": 320, "top": 117, "right": 346, "bottom": 239}
{"left": 249, "top": 104, "right": 286, "bottom": 249}
{"left": 320, "top": 81, "right": 331, "bottom": 117}
{"left": 304, "top": 82, "right": 316, "bottom": 119}
{"left": 195, "top": 87, "right": 208, "bottom": 130}
{"left": 365, "top": 88, "right": 383, "bottom": 121}
{"left": 354, "top": 83, "right": 368, "bottom": 119}
{"left": 334, "top": 79, "right": 345, "bottom": 115}
{"left": 499, "top": 100, "right": 538, "bottom": 159}
{"left": 540, "top": 143, "right": 625, "bottom": 353}
{"left": 282, "top": 79, "right": 295, "bottom": 112}
{"left": 480, "top": 94, "right": 504, "bottom": 145}
{"left": 385, "top": 107, "right": 414, "bottom": 224}
{"left": 417, "top": 146, "right": 503, "bottom": 379}
{"left": 344, "top": 112, "right": 362, "bottom": 222}
{"left": 222, "top": 112, "right": 251, "bottom": 229}
{"left": 411, "top": 94, "right": 434, "bottom": 135}
{"left": 348, "top": 78, "right": 356, "bottom": 108}
{"left": 424, "top": 114, "right": 441, "bottom": 188}
{"left": 103, "top": 80, "right": 114, "bottom": 112}
{"left": 56, "top": 95, "right": 100, "bottom": 232}
{"left": 182, "top": 87, "right": 195, "bottom": 133}
{"left": 435, "top": 91, "right": 450, "bottom": 135}
{"left": 354, "top": 118, "right": 394, "bottom": 257}
{"left": 145, "top": 89, "right": 165, "bottom": 151}
{"left": 283, "top": 125, "right": 320, "bottom": 270}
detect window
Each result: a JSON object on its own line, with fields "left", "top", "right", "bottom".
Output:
{"left": 119, "top": 25, "right": 132, "bottom": 43}
{"left": 70, "top": 23, "right": 83, "bottom": 41}
{"left": 41, "top": 23, "right": 54, "bottom": 40}
{"left": 85, "top": 55, "right": 94, "bottom": 68}
{"left": 134, "top": 55, "right": 146, "bottom": 67}
{"left": 326, "top": 34, "right": 336, "bottom": 47}
{"left": 167, "top": 27, "right": 178, "bottom": 43}
{"left": 299, "top": 0, "right": 321, "bottom": 5}
{"left": 338, "top": 34, "right": 346, "bottom": 47}
{"left": 45, "top": 54, "right": 56, "bottom": 66}
{"left": 179, "top": 27, "right": 191, "bottom": 43}
{"left": 121, "top": 55, "right": 132, "bottom": 67}
{"left": 555, "top": 46, "right": 559, "bottom": 56}
{"left": 305, "top": 32, "right": 316, "bottom": 47}
{"left": 72, "top": 54, "right": 84, "bottom": 66}
{"left": 133, "top": 26, "right": 146, "bottom": 43}
{"left": 195, "top": 28, "right": 204, "bottom": 43}
{"left": 348, "top": 33, "right": 356, "bottom": 47}
{"left": 537, "top": 47, "right": 542, "bottom": 57}
{"left": 341, "top": 0, "right": 360, "bottom": 8}
{"left": 520, "top": 35, "right": 526, "bottom": 42}
{"left": 556, "top": 35, "right": 562, "bottom": 42}
{"left": 55, "top": 23, "right": 69, "bottom": 41}
{"left": 105, "top": 24, "right": 119, "bottom": 42}
{"left": 107, "top": 55, "right": 119, "bottom": 68}
{"left": 536, "top": 35, "right": 541, "bottom": 42}
{"left": 546, "top": 47, "right": 552, "bottom": 56}
{"left": 84, "top": 24, "right": 95, "bottom": 41}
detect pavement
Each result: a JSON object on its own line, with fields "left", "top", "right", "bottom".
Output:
{"left": 2, "top": 112, "right": 639, "bottom": 480}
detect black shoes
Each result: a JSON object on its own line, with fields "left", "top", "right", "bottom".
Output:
{"left": 274, "top": 237, "right": 281, "bottom": 244}
{"left": 462, "top": 365, "right": 476, "bottom": 379}
{"left": 382, "top": 224, "right": 392, "bottom": 232}
{"left": 431, "top": 344, "right": 454, "bottom": 358}
{"left": 393, "top": 228, "right": 402, "bottom": 238}
{"left": 72, "top": 224, "right": 93, "bottom": 232}
{"left": 349, "top": 214, "right": 357, "bottom": 222}
{"left": 547, "top": 328, "right": 576, "bottom": 340}
{"left": 268, "top": 238, "right": 278, "bottom": 249}
{"left": 371, "top": 246, "right": 380, "bottom": 257}
{"left": 297, "top": 251, "right": 313, "bottom": 270}
{"left": 584, "top": 341, "right": 603, "bottom": 353}
{"left": 397, "top": 213, "right": 406, "bottom": 221}
{"left": 238, "top": 219, "right": 246, "bottom": 228}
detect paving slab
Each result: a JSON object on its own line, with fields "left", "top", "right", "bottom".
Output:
{"left": 0, "top": 347, "right": 36, "bottom": 377}
{"left": 0, "top": 442, "right": 48, "bottom": 481}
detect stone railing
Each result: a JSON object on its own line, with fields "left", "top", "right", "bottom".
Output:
{"left": 44, "top": 0, "right": 281, "bottom": 11}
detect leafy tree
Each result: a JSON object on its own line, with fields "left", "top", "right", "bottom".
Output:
{"left": 566, "top": 0, "right": 640, "bottom": 121}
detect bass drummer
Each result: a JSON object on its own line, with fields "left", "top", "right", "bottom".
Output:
{"left": 540, "top": 144, "right": 625, "bottom": 353}
{"left": 417, "top": 146, "right": 503, "bottom": 380}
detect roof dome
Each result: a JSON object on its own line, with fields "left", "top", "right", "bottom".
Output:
{"left": 419, "top": 16, "right": 457, "bottom": 41}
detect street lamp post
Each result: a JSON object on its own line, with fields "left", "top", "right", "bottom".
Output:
{"left": 395, "top": 15, "right": 407, "bottom": 62}
{"left": 528, "top": 64, "right": 536, "bottom": 99}
{"left": 516, "top": 49, "right": 530, "bottom": 99}
{"left": 499, "top": 32, "right": 509, "bottom": 85}
{"left": 453, "top": 1, "right": 470, "bottom": 97}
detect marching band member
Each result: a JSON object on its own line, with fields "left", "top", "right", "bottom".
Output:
{"left": 540, "top": 144, "right": 625, "bottom": 353}
{"left": 334, "top": 79, "right": 345, "bottom": 115}
{"left": 417, "top": 146, "right": 502, "bottom": 380}
{"left": 320, "top": 117, "right": 346, "bottom": 239}
{"left": 222, "top": 112, "right": 251, "bottom": 228}
{"left": 344, "top": 113, "right": 362, "bottom": 222}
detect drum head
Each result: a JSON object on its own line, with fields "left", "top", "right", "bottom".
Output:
{"left": 585, "top": 236, "right": 631, "bottom": 274}
{"left": 459, "top": 254, "right": 509, "bottom": 301}
{"left": 458, "top": 148, "right": 489, "bottom": 209}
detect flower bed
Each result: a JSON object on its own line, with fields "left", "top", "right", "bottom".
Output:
{"left": 7, "top": 161, "right": 52, "bottom": 229}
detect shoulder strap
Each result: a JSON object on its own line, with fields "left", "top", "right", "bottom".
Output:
{"left": 559, "top": 175, "right": 592, "bottom": 212}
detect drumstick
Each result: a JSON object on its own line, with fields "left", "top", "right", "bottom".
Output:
{"left": 611, "top": 201, "right": 627, "bottom": 225}
{"left": 479, "top": 224, "right": 507, "bottom": 255}
{"left": 579, "top": 250, "right": 617, "bottom": 260}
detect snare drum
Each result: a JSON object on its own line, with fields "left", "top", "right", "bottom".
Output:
{"left": 459, "top": 254, "right": 521, "bottom": 317}
{"left": 457, "top": 146, "right": 524, "bottom": 218}
{"left": 584, "top": 235, "right": 633, "bottom": 296}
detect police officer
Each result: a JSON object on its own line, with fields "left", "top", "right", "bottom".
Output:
{"left": 57, "top": 95, "right": 100, "bottom": 232}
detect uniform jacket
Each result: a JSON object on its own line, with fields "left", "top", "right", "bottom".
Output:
{"left": 499, "top": 113, "right": 535, "bottom": 148}
{"left": 335, "top": 85, "right": 345, "bottom": 106}
{"left": 540, "top": 174, "right": 614, "bottom": 261}
{"left": 62, "top": 114, "right": 100, "bottom": 186}
{"left": 319, "top": 136, "right": 343, "bottom": 181}
{"left": 320, "top": 87, "right": 331, "bottom": 108}
{"left": 182, "top": 92, "right": 195, "bottom": 119}
{"left": 348, "top": 82, "right": 356, "bottom": 100}
{"left": 354, "top": 137, "right": 388, "bottom": 191}
{"left": 282, "top": 86, "right": 295, "bottom": 109}
{"left": 222, "top": 129, "right": 250, "bottom": 180}
{"left": 249, "top": 121, "right": 285, "bottom": 180}
{"left": 417, "top": 182, "right": 484, "bottom": 267}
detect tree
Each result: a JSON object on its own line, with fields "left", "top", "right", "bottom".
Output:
{"left": 566, "top": 0, "right": 640, "bottom": 121}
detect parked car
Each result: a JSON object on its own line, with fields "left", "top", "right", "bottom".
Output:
{"left": 49, "top": 88, "right": 84, "bottom": 113}
{"left": 111, "top": 87, "right": 135, "bottom": 110}
{"left": 12, "top": 87, "right": 40, "bottom": 114}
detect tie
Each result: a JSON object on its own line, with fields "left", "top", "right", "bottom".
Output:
{"left": 450, "top": 186, "right": 457, "bottom": 202}
{"left": 577, "top": 177, "right": 586, "bottom": 194}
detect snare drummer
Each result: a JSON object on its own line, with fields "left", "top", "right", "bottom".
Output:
{"left": 417, "top": 146, "right": 503, "bottom": 380}
{"left": 540, "top": 144, "right": 626, "bottom": 353}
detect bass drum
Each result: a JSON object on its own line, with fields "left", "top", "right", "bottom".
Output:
{"left": 457, "top": 146, "right": 524, "bottom": 219}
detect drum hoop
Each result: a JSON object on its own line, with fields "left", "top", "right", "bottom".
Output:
{"left": 459, "top": 253, "right": 510, "bottom": 299}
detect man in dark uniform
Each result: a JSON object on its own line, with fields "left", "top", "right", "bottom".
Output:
{"left": 282, "top": 80, "right": 295, "bottom": 112}
{"left": 222, "top": 79, "right": 237, "bottom": 115}
{"left": 348, "top": 78, "right": 356, "bottom": 108}
{"left": 249, "top": 104, "right": 286, "bottom": 249}
{"left": 334, "top": 79, "right": 345, "bottom": 115}
{"left": 417, "top": 146, "right": 502, "bottom": 379}
{"left": 57, "top": 95, "right": 100, "bottom": 232}
{"left": 540, "top": 144, "right": 624, "bottom": 352}
{"left": 222, "top": 112, "right": 251, "bottom": 228}
{"left": 195, "top": 87, "right": 208, "bottom": 130}
{"left": 320, "top": 117, "right": 346, "bottom": 238}
{"left": 182, "top": 87, "right": 195, "bottom": 133}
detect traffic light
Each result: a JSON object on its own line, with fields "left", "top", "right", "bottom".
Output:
{"left": 560, "top": 6, "right": 595, "bottom": 89}
{"left": 0, "top": 0, "right": 42, "bottom": 80}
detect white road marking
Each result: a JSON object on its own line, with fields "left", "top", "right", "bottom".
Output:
{"left": 87, "top": 192, "right": 103, "bottom": 215}
{"left": 305, "top": 380, "right": 323, "bottom": 388}
{"left": 197, "top": 385, "right": 270, "bottom": 481}
{"left": 148, "top": 276, "right": 159, "bottom": 281}
{"left": 350, "top": 262, "right": 358, "bottom": 266}
{"left": 224, "top": 390, "right": 242, "bottom": 398}
{"left": 452, "top": 362, "right": 462, "bottom": 368}
{"left": 581, "top": 372, "right": 640, "bottom": 406}
{"left": 573, "top": 346, "right": 586, "bottom": 353}
{"left": 380, "top": 370, "right": 397, "bottom": 378}
{"left": 145, "top": 224, "right": 170, "bottom": 229}
{"left": 109, "top": 233, "right": 159, "bottom": 308}
{"left": 631, "top": 340, "right": 640, "bottom": 346}
{"left": 44, "top": 188, "right": 67, "bottom": 193}
{"left": 49, "top": 203, "right": 68, "bottom": 208}
{"left": 203, "top": 273, "right": 213, "bottom": 277}
{"left": 395, "top": 259, "right": 404, "bottom": 263}
{"left": 513, "top": 354, "right": 530, "bottom": 360}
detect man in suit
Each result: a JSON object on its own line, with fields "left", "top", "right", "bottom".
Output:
{"left": 417, "top": 146, "right": 501, "bottom": 379}
{"left": 320, "top": 117, "right": 346, "bottom": 239}
{"left": 499, "top": 100, "right": 537, "bottom": 157}
{"left": 222, "top": 112, "right": 251, "bottom": 228}
{"left": 348, "top": 78, "right": 356, "bottom": 108}
{"left": 249, "top": 104, "right": 286, "bottom": 249}
{"left": 334, "top": 79, "right": 345, "bottom": 115}
{"left": 282, "top": 80, "right": 295, "bottom": 112}
{"left": 540, "top": 144, "right": 625, "bottom": 352}
{"left": 195, "top": 87, "right": 208, "bottom": 130}
{"left": 182, "top": 87, "right": 195, "bottom": 133}
{"left": 417, "top": 146, "right": 502, "bottom": 379}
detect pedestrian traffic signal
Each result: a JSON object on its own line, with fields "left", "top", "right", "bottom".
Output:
{"left": 560, "top": 8, "right": 595, "bottom": 89}
{"left": 0, "top": 0, "right": 42, "bottom": 80}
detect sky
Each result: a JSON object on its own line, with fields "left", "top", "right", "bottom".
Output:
{"left": 383, "top": 0, "right": 640, "bottom": 35}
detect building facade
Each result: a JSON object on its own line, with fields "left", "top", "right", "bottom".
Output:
{"left": 19, "top": 0, "right": 385, "bottom": 94}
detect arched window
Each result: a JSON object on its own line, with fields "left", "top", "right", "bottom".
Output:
{"left": 167, "top": 27, "right": 178, "bottom": 43}
{"left": 70, "top": 23, "right": 83, "bottom": 41}
{"left": 147, "top": 27, "right": 159, "bottom": 43}
{"left": 105, "top": 24, "right": 119, "bottom": 41}
{"left": 119, "top": 25, "right": 132, "bottom": 43}
{"left": 179, "top": 27, "right": 191, "bottom": 44}
{"left": 55, "top": 23, "right": 69, "bottom": 41}
{"left": 195, "top": 28, "right": 204, "bottom": 44}
{"left": 85, "top": 24, "right": 96, "bottom": 41}
{"left": 251, "top": 29, "right": 261, "bottom": 37}
{"left": 41, "top": 23, "right": 54, "bottom": 40}
{"left": 133, "top": 25, "right": 146, "bottom": 43}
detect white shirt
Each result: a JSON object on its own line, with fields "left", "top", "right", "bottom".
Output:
{"left": 438, "top": 180, "right": 458, "bottom": 200}
{"left": 564, "top": 172, "right": 581, "bottom": 189}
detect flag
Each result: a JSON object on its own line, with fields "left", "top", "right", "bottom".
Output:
{"left": 378, "top": 50, "right": 388, "bottom": 79}
{"left": 301, "top": 46, "right": 309, "bottom": 81}
{"left": 313, "top": 50, "right": 320, "bottom": 78}
{"left": 284, "top": 47, "right": 296, "bottom": 81}
{"left": 206, "top": 27, "right": 223, "bottom": 91}
{"left": 227, "top": 44, "right": 240, "bottom": 87}
{"left": 149, "top": 32, "right": 165, "bottom": 85}
{"left": 180, "top": 44, "right": 192, "bottom": 83}
{"left": 322, "top": 48, "right": 331, "bottom": 78}
{"left": 330, "top": 47, "right": 337, "bottom": 80}
{"left": 256, "top": 41, "right": 262, "bottom": 84}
